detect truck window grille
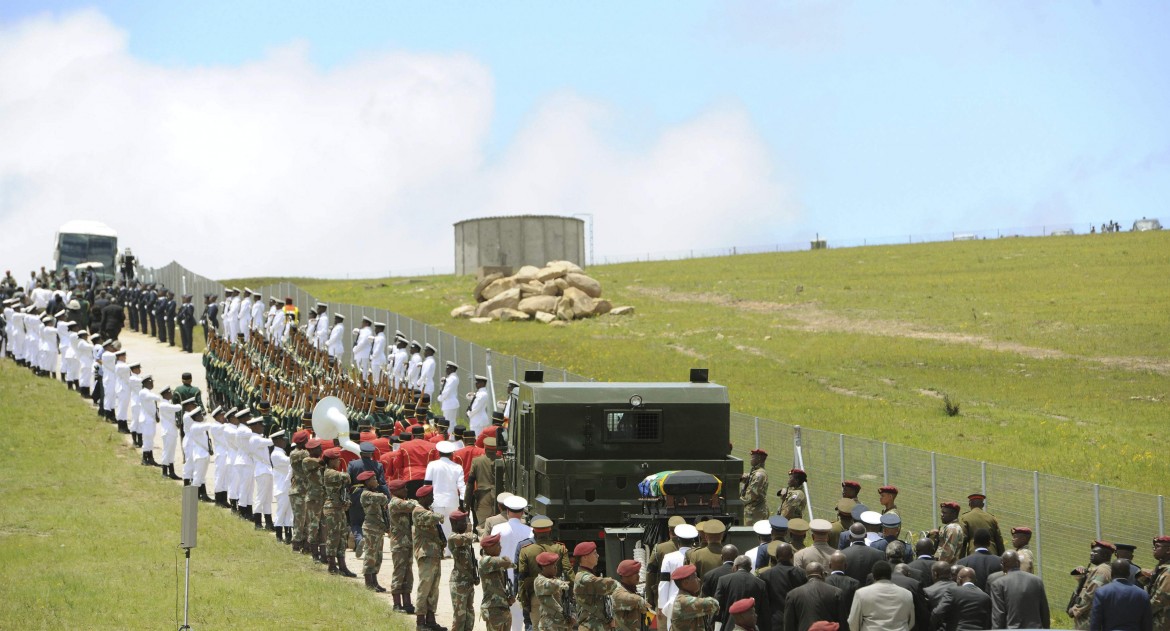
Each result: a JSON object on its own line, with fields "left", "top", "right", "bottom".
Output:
{"left": 605, "top": 410, "right": 661, "bottom": 442}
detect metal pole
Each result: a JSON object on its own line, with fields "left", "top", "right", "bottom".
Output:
{"left": 931, "top": 452, "right": 938, "bottom": 529}
{"left": 981, "top": 461, "right": 987, "bottom": 507}
{"left": 1093, "top": 484, "right": 1101, "bottom": 540}
{"left": 1160, "top": 495, "right": 1165, "bottom": 536}
{"left": 181, "top": 548, "right": 192, "bottom": 630}
{"left": 838, "top": 434, "right": 845, "bottom": 483}
{"left": 882, "top": 442, "right": 888, "bottom": 485}
{"left": 1033, "top": 471, "right": 1042, "bottom": 579}
{"left": 512, "top": 356, "right": 518, "bottom": 383}
{"left": 754, "top": 417, "right": 760, "bottom": 450}
{"left": 486, "top": 348, "right": 496, "bottom": 404}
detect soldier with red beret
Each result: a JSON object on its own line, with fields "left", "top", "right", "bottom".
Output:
{"left": 841, "top": 481, "right": 861, "bottom": 500}
{"left": 932, "top": 501, "right": 964, "bottom": 563}
{"left": 479, "top": 532, "right": 516, "bottom": 631}
{"left": 778, "top": 469, "right": 807, "bottom": 520}
{"left": 573, "top": 541, "right": 620, "bottom": 631}
{"left": 959, "top": 493, "right": 1004, "bottom": 557}
{"left": 412, "top": 485, "right": 447, "bottom": 631}
{"left": 387, "top": 479, "right": 419, "bottom": 614}
{"left": 670, "top": 565, "right": 719, "bottom": 631}
{"left": 1011, "top": 526, "right": 1035, "bottom": 574}
{"left": 729, "top": 597, "right": 760, "bottom": 631}
{"left": 535, "top": 551, "right": 574, "bottom": 630}
{"left": 877, "top": 486, "right": 899, "bottom": 517}
{"left": 322, "top": 447, "right": 356, "bottom": 578}
{"left": 611, "top": 559, "right": 651, "bottom": 631}
{"left": 447, "top": 510, "right": 477, "bottom": 631}
{"left": 742, "top": 449, "right": 770, "bottom": 523}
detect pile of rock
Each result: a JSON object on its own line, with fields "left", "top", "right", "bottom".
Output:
{"left": 450, "top": 261, "right": 634, "bottom": 324}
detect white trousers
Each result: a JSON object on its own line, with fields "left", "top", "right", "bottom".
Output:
{"left": 235, "top": 463, "right": 253, "bottom": 506}
{"left": 141, "top": 422, "right": 157, "bottom": 455}
{"left": 103, "top": 374, "right": 116, "bottom": 411}
{"left": 274, "top": 491, "right": 292, "bottom": 527}
{"left": 213, "top": 455, "right": 231, "bottom": 494}
{"left": 370, "top": 362, "right": 386, "bottom": 385}
{"left": 190, "top": 457, "right": 210, "bottom": 487}
{"left": 253, "top": 473, "right": 273, "bottom": 515}
{"left": 159, "top": 423, "right": 178, "bottom": 465}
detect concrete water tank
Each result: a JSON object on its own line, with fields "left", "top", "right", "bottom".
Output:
{"left": 454, "top": 215, "right": 586, "bottom": 276}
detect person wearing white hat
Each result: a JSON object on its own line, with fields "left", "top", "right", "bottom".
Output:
{"left": 369, "top": 323, "right": 388, "bottom": 384}
{"left": 76, "top": 331, "right": 94, "bottom": 397}
{"left": 478, "top": 491, "right": 513, "bottom": 538}
{"left": 157, "top": 387, "right": 183, "bottom": 479}
{"left": 794, "top": 518, "right": 838, "bottom": 570}
{"left": 352, "top": 316, "right": 374, "bottom": 380}
{"left": 501, "top": 380, "right": 520, "bottom": 422}
{"left": 55, "top": 313, "right": 70, "bottom": 380}
{"left": 326, "top": 313, "right": 346, "bottom": 363}
{"left": 860, "top": 511, "right": 883, "bottom": 545}
{"left": 436, "top": 361, "right": 461, "bottom": 422}
{"left": 313, "top": 303, "right": 330, "bottom": 350}
{"left": 248, "top": 292, "right": 265, "bottom": 337}
{"left": 264, "top": 297, "right": 280, "bottom": 340}
{"left": 415, "top": 343, "right": 437, "bottom": 396}
{"left": 224, "top": 288, "right": 241, "bottom": 342}
{"left": 658, "top": 523, "right": 701, "bottom": 630}
{"left": 491, "top": 494, "right": 533, "bottom": 631}
{"left": 405, "top": 341, "right": 423, "bottom": 386}
{"left": 236, "top": 289, "right": 254, "bottom": 342}
{"left": 424, "top": 440, "right": 466, "bottom": 546}
{"left": 269, "top": 430, "right": 293, "bottom": 542}
{"left": 137, "top": 376, "right": 161, "bottom": 466}
{"left": 468, "top": 374, "right": 490, "bottom": 435}
{"left": 390, "top": 336, "right": 409, "bottom": 388}
{"left": 187, "top": 408, "right": 215, "bottom": 503}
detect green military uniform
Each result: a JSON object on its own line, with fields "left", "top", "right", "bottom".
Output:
{"left": 480, "top": 554, "right": 515, "bottom": 631}
{"left": 302, "top": 456, "right": 326, "bottom": 547}
{"left": 172, "top": 382, "right": 203, "bottom": 408}
{"left": 612, "top": 584, "right": 650, "bottom": 631}
{"left": 1150, "top": 560, "right": 1170, "bottom": 631}
{"left": 469, "top": 453, "right": 497, "bottom": 526}
{"left": 958, "top": 507, "right": 1005, "bottom": 556}
{"left": 1071, "top": 562, "right": 1111, "bottom": 630}
{"left": 480, "top": 512, "right": 507, "bottom": 539}
{"left": 412, "top": 507, "right": 445, "bottom": 617}
{"left": 322, "top": 468, "right": 351, "bottom": 557}
{"left": 670, "top": 593, "right": 719, "bottom": 631}
{"left": 259, "top": 413, "right": 277, "bottom": 436}
{"left": 366, "top": 408, "right": 395, "bottom": 429}
{"left": 288, "top": 447, "right": 308, "bottom": 545}
{"left": 449, "top": 531, "right": 479, "bottom": 631}
{"left": 360, "top": 489, "right": 389, "bottom": 576}
{"left": 686, "top": 542, "right": 725, "bottom": 579}
{"left": 534, "top": 574, "right": 572, "bottom": 630}
{"left": 518, "top": 537, "right": 572, "bottom": 619}
{"left": 742, "top": 465, "right": 769, "bottom": 523}
{"left": 935, "top": 522, "right": 964, "bottom": 563}
{"left": 388, "top": 495, "right": 418, "bottom": 597}
{"left": 779, "top": 486, "right": 806, "bottom": 520}
{"left": 646, "top": 539, "right": 678, "bottom": 608}
{"left": 574, "top": 567, "right": 620, "bottom": 631}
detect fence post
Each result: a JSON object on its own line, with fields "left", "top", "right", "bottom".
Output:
{"left": 1033, "top": 471, "right": 1042, "bottom": 579}
{"left": 754, "top": 417, "right": 760, "bottom": 450}
{"left": 931, "top": 452, "right": 938, "bottom": 529}
{"left": 1094, "top": 484, "right": 1101, "bottom": 540}
{"left": 882, "top": 442, "right": 888, "bottom": 485}
{"left": 980, "top": 461, "right": 987, "bottom": 506}
{"left": 1160, "top": 495, "right": 1165, "bottom": 536}
{"left": 838, "top": 434, "right": 845, "bottom": 482}
{"left": 512, "top": 356, "right": 518, "bottom": 383}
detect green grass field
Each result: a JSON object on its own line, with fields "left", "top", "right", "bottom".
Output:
{"left": 228, "top": 230, "right": 1170, "bottom": 494}
{"left": 0, "top": 360, "right": 409, "bottom": 630}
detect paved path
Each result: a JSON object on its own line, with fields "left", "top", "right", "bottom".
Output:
{"left": 109, "top": 330, "right": 485, "bottom": 630}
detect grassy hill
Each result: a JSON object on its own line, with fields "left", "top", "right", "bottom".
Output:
{"left": 228, "top": 230, "right": 1170, "bottom": 494}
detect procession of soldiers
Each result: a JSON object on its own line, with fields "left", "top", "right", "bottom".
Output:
{"left": 3, "top": 268, "right": 1170, "bottom": 631}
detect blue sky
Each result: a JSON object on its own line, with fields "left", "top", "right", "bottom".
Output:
{"left": 1, "top": 2, "right": 1168, "bottom": 276}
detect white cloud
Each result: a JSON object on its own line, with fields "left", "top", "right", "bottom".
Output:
{"left": 0, "top": 9, "right": 797, "bottom": 279}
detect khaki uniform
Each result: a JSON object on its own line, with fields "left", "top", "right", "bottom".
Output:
{"left": 742, "top": 467, "right": 769, "bottom": 523}
{"left": 828, "top": 520, "right": 850, "bottom": 548}
{"left": 574, "top": 567, "right": 620, "bottom": 631}
{"left": 301, "top": 457, "right": 325, "bottom": 545}
{"left": 449, "top": 531, "right": 479, "bottom": 631}
{"left": 779, "top": 486, "right": 806, "bottom": 520}
{"left": 289, "top": 448, "right": 308, "bottom": 544}
{"left": 670, "top": 594, "right": 719, "bottom": 631}
{"left": 958, "top": 507, "right": 1005, "bottom": 556}
{"left": 793, "top": 541, "right": 835, "bottom": 570}
{"left": 935, "top": 522, "right": 964, "bottom": 563}
{"left": 646, "top": 540, "right": 678, "bottom": 608}
{"left": 480, "top": 554, "right": 515, "bottom": 631}
{"left": 322, "top": 468, "right": 351, "bottom": 557}
{"left": 480, "top": 512, "right": 508, "bottom": 539}
{"left": 1071, "top": 562, "right": 1112, "bottom": 630}
{"left": 1149, "top": 562, "right": 1169, "bottom": 631}
{"left": 360, "top": 489, "right": 389, "bottom": 575}
{"left": 469, "top": 454, "right": 497, "bottom": 525}
{"left": 686, "top": 544, "right": 725, "bottom": 578}
{"left": 388, "top": 496, "right": 418, "bottom": 595}
{"left": 413, "top": 507, "right": 446, "bottom": 616}
{"left": 534, "top": 574, "right": 572, "bottom": 630}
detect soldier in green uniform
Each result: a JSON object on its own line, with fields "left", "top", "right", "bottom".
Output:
{"left": 728, "top": 597, "right": 759, "bottom": 631}
{"left": 321, "top": 447, "right": 356, "bottom": 577}
{"left": 388, "top": 479, "right": 418, "bottom": 613}
{"left": 288, "top": 429, "right": 310, "bottom": 552}
{"left": 358, "top": 470, "right": 389, "bottom": 592}
{"left": 478, "top": 491, "right": 512, "bottom": 538}
{"left": 172, "top": 372, "right": 203, "bottom": 407}
{"left": 447, "top": 511, "right": 478, "bottom": 631}
{"left": 1149, "top": 535, "right": 1170, "bottom": 631}
{"left": 646, "top": 515, "right": 686, "bottom": 608}
{"left": 412, "top": 485, "right": 446, "bottom": 631}
{"left": 828, "top": 498, "right": 857, "bottom": 549}
{"left": 931, "top": 501, "right": 964, "bottom": 563}
{"left": 301, "top": 438, "right": 326, "bottom": 562}
{"left": 1011, "top": 526, "right": 1036, "bottom": 574}
{"left": 612, "top": 559, "right": 651, "bottom": 631}
{"left": 255, "top": 400, "right": 277, "bottom": 436}
{"left": 534, "top": 551, "right": 574, "bottom": 630}
{"left": 1069, "top": 540, "right": 1114, "bottom": 630}
{"left": 777, "top": 468, "right": 807, "bottom": 520}
{"left": 668, "top": 564, "right": 719, "bottom": 631}
{"left": 518, "top": 516, "right": 573, "bottom": 627}
{"left": 366, "top": 398, "right": 395, "bottom": 430}
{"left": 686, "top": 520, "right": 728, "bottom": 578}
{"left": 787, "top": 518, "right": 809, "bottom": 552}
{"left": 467, "top": 437, "right": 499, "bottom": 527}
{"left": 479, "top": 532, "right": 516, "bottom": 631}
{"left": 958, "top": 493, "right": 1005, "bottom": 556}
{"left": 741, "top": 449, "right": 769, "bottom": 523}
{"left": 572, "top": 541, "right": 619, "bottom": 631}
{"left": 878, "top": 485, "right": 900, "bottom": 516}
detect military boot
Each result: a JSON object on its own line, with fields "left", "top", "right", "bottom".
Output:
{"left": 416, "top": 615, "right": 426, "bottom": 631}
{"left": 401, "top": 595, "right": 416, "bottom": 614}
{"left": 371, "top": 575, "right": 387, "bottom": 593}
{"left": 426, "top": 613, "right": 447, "bottom": 631}
{"left": 264, "top": 514, "right": 275, "bottom": 531}
{"left": 392, "top": 594, "right": 403, "bottom": 612}
{"left": 336, "top": 555, "right": 357, "bottom": 578}
{"left": 283, "top": 528, "right": 293, "bottom": 544}
{"left": 327, "top": 556, "right": 339, "bottom": 574}
{"left": 140, "top": 451, "right": 150, "bottom": 466}
{"left": 364, "top": 574, "right": 377, "bottom": 591}
{"left": 198, "top": 485, "right": 212, "bottom": 503}
{"left": 215, "top": 491, "right": 229, "bottom": 507}
{"left": 253, "top": 512, "right": 263, "bottom": 530}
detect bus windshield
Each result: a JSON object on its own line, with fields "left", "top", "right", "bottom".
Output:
{"left": 56, "top": 232, "right": 118, "bottom": 273}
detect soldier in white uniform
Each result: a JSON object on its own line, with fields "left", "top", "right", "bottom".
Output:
{"left": 326, "top": 313, "right": 346, "bottom": 364}
{"left": 113, "top": 352, "right": 132, "bottom": 433}
{"left": 502, "top": 380, "right": 520, "bottom": 422}
{"left": 187, "top": 408, "right": 214, "bottom": 502}
{"left": 238, "top": 289, "right": 255, "bottom": 342}
{"left": 76, "top": 331, "right": 94, "bottom": 396}
{"left": 55, "top": 314, "right": 69, "bottom": 379}
{"left": 468, "top": 375, "right": 490, "bottom": 435}
{"left": 250, "top": 293, "right": 266, "bottom": 337}
{"left": 352, "top": 317, "right": 374, "bottom": 379}
{"left": 157, "top": 387, "right": 182, "bottom": 480}
{"left": 127, "top": 363, "right": 144, "bottom": 445}
{"left": 232, "top": 409, "right": 255, "bottom": 518}
{"left": 416, "top": 343, "right": 437, "bottom": 396}
{"left": 657, "top": 523, "right": 700, "bottom": 630}
{"left": 208, "top": 407, "right": 232, "bottom": 506}
{"left": 436, "top": 361, "right": 461, "bottom": 422}
{"left": 313, "top": 303, "right": 331, "bottom": 350}
{"left": 39, "top": 315, "right": 58, "bottom": 376}
{"left": 424, "top": 441, "right": 467, "bottom": 545}
{"left": 265, "top": 297, "right": 280, "bottom": 340}
{"left": 369, "top": 323, "right": 388, "bottom": 384}
{"left": 390, "top": 336, "right": 409, "bottom": 387}
{"left": 405, "top": 341, "right": 422, "bottom": 386}
{"left": 270, "top": 430, "right": 293, "bottom": 543}
{"left": 137, "top": 376, "right": 161, "bottom": 467}
{"left": 223, "top": 288, "right": 240, "bottom": 341}
{"left": 248, "top": 417, "right": 274, "bottom": 530}
{"left": 490, "top": 495, "right": 534, "bottom": 631}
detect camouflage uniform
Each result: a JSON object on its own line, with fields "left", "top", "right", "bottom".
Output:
{"left": 519, "top": 539, "right": 572, "bottom": 619}
{"left": 360, "top": 489, "right": 389, "bottom": 576}
{"left": 1150, "top": 561, "right": 1170, "bottom": 631}
{"left": 612, "top": 585, "right": 650, "bottom": 631}
{"left": 1071, "top": 562, "right": 1112, "bottom": 630}
{"left": 934, "top": 522, "right": 964, "bottom": 563}
{"left": 480, "top": 555, "right": 515, "bottom": 631}
{"left": 670, "top": 593, "right": 719, "bottom": 631}
{"left": 574, "top": 567, "right": 619, "bottom": 631}
{"left": 534, "top": 574, "right": 572, "bottom": 631}
{"left": 322, "top": 468, "right": 351, "bottom": 557}
{"left": 302, "top": 456, "right": 326, "bottom": 546}
{"left": 413, "top": 507, "right": 445, "bottom": 616}
{"left": 449, "top": 531, "right": 479, "bottom": 631}
{"left": 388, "top": 496, "right": 418, "bottom": 595}
{"left": 289, "top": 447, "right": 308, "bottom": 544}
{"left": 742, "top": 466, "right": 769, "bottom": 523}
{"left": 1016, "top": 546, "right": 1036, "bottom": 574}
{"left": 958, "top": 507, "right": 1005, "bottom": 556}
{"left": 779, "top": 486, "right": 806, "bottom": 520}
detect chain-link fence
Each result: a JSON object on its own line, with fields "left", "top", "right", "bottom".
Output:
{"left": 141, "top": 259, "right": 1165, "bottom": 617}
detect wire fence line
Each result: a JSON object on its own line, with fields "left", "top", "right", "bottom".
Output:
{"left": 141, "top": 259, "right": 1165, "bottom": 615}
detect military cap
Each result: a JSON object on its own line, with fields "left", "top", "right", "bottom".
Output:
{"left": 387, "top": 479, "right": 407, "bottom": 491}
{"left": 1115, "top": 543, "right": 1137, "bottom": 552}
{"left": 114, "top": 349, "right": 126, "bottom": 356}
{"left": 536, "top": 551, "right": 560, "bottom": 567}
{"left": 333, "top": 313, "right": 344, "bottom": 320}
{"left": 432, "top": 416, "right": 450, "bottom": 427}
{"left": 940, "top": 501, "right": 960, "bottom": 510}
{"left": 475, "top": 374, "right": 487, "bottom": 382}
{"left": 424, "top": 343, "right": 436, "bottom": 352}
{"left": 269, "top": 430, "right": 287, "bottom": 440}
{"left": 670, "top": 565, "right": 697, "bottom": 581}
{"left": 191, "top": 408, "right": 205, "bottom": 417}
{"left": 788, "top": 518, "right": 810, "bottom": 532}
{"left": 880, "top": 513, "right": 902, "bottom": 527}
{"left": 159, "top": 386, "right": 173, "bottom": 396}
{"left": 878, "top": 485, "right": 899, "bottom": 495}
{"left": 496, "top": 491, "right": 514, "bottom": 504}
{"left": 322, "top": 447, "right": 342, "bottom": 459}
{"left": 491, "top": 411, "right": 505, "bottom": 421}
{"left": 1011, "top": 526, "right": 1032, "bottom": 535}
{"left": 243, "top": 287, "right": 253, "bottom": 294}
{"left": 77, "top": 331, "right": 89, "bottom": 338}
{"left": 356, "top": 471, "right": 376, "bottom": 482}
{"left": 103, "top": 340, "right": 116, "bottom": 347}
{"left": 141, "top": 374, "right": 154, "bottom": 383}
{"left": 416, "top": 485, "right": 433, "bottom": 498}
{"left": 809, "top": 518, "right": 832, "bottom": 533}
{"left": 768, "top": 515, "right": 789, "bottom": 530}
{"left": 507, "top": 380, "right": 520, "bottom": 388}
{"left": 234, "top": 407, "right": 251, "bottom": 417}
{"left": 451, "top": 426, "right": 465, "bottom": 437}
{"left": 484, "top": 436, "right": 497, "bottom": 447}
{"left": 301, "top": 410, "right": 312, "bottom": 421}
{"left": 410, "top": 340, "right": 421, "bottom": 349}
{"left": 305, "top": 438, "right": 323, "bottom": 449}
{"left": 209, "top": 406, "right": 223, "bottom": 417}
{"left": 436, "top": 442, "right": 457, "bottom": 455}
{"left": 373, "top": 321, "right": 386, "bottom": 328}
{"left": 789, "top": 468, "right": 806, "bottom": 478}
{"left": 750, "top": 448, "right": 768, "bottom": 457}
{"left": 729, "top": 598, "right": 755, "bottom": 615}
{"left": 1154, "top": 535, "right": 1170, "bottom": 544}
{"left": 836, "top": 498, "right": 858, "bottom": 513}
{"left": 573, "top": 541, "right": 597, "bottom": 556}
{"left": 842, "top": 480, "right": 861, "bottom": 490}
{"left": 292, "top": 430, "right": 309, "bottom": 444}
{"left": 359, "top": 442, "right": 376, "bottom": 454}
{"left": 245, "top": 418, "right": 263, "bottom": 426}
{"left": 749, "top": 520, "right": 770, "bottom": 536}
{"left": 361, "top": 316, "right": 373, "bottom": 324}
{"left": 480, "top": 533, "right": 502, "bottom": 547}
{"left": 860, "top": 511, "right": 882, "bottom": 526}
{"left": 257, "top": 400, "right": 271, "bottom": 411}
{"left": 410, "top": 425, "right": 425, "bottom": 435}
{"left": 674, "top": 524, "right": 699, "bottom": 539}
{"left": 181, "top": 372, "right": 192, "bottom": 380}
{"left": 181, "top": 397, "right": 198, "bottom": 406}
{"left": 54, "top": 310, "right": 66, "bottom": 317}
{"left": 67, "top": 299, "right": 81, "bottom": 309}
{"left": 704, "top": 520, "right": 727, "bottom": 534}
{"left": 850, "top": 504, "right": 870, "bottom": 521}
{"left": 446, "top": 361, "right": 459, "bottom": 369}
{"left": 668, "top": 515, "right": 686, "bottom": 528}
{"left": 1092, "top": 540, "right": 1116, "bottom": 551}
{"left": 617, "top": 559, "right": 641, "bottom": 577}
{"left": 504, "top": 496, "right": 527, "bottom": 511}
{"left": 967, "top": 493, "right": 986, "bottom": 501}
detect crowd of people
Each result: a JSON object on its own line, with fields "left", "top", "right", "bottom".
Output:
{"left": 3, "top": 268, "right": 1170, "bottom": 631}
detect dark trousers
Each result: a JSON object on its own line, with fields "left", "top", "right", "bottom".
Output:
{"left": 104, "top": 325, "right": 121, "bottom": 341}
{"left": 127, "top": 306, "right": 138, "bottom": 331}
{"left": 157, "top": 315, "right": 165, "bottom": 341}
{"left": 148, "top": 312, "right": 157, "bottom": 337}
{"left": 180, "top": 323, "right": 193, "bottom": 352}
{"left": 166, "top": 319, "right": 176, "bottom": 346}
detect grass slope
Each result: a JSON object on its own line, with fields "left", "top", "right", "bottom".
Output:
{"left": 227, "top": 231, "right": 1170, "bottom": 494}
{"left": 0, "top": 360, "right": 408, "bottom": 630}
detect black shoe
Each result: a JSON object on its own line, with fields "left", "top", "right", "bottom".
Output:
{"left": 198, "top": 484, "right": 213, "bottom": 503}
{"left": 166, "top": 466, "right": 181, "bottom": 481}
{"left": 215, "top": 491, "right": 229, "bottom": 507}
{"left": 253, "top": 513, "right": 263, "bottom": 530}
{"left": 264, "top": 514, "right": 275, "bottom": 531}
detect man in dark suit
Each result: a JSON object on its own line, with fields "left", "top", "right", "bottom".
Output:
{"left": 177, "top": 294, "right": 196, "bottom": 352}
{"left": 908, "top": 539, "right": 939, "bottom": 589}
{"left": 891, "top": 564, "right": 932, "bottom": 631}
{"left": 142, "top": 284, "right": 155, "bottom": 336}
{"left": 716, "top": 556, "right": 772, "bottom": 631}
{"left": 827, "top": 552, "right": 860, "bottom": 631}
{"left": 759, "top": 543, "right": 806, "bottom": 631}
{"left": 702, "top": 545, "right": 739, "bottom": 597}
{"left": 932, "top": 567, "right": 991, "bottom": 631}
{"left": 990, "top": 551, "right": 1050, "bottom": 629}
{"left": 163, "top": 290, "right": 177, "bottom": 346}
{"left": 956, "top": 529, "right": 1003, "bottom": 591}
{"left": 100, "top": 294, "right": 125, "bottom": 341}
{"left": 1089, "top": 559, "right": 1152, "bottom": 631}
{"left": 785, "top": 562, "right": 843, "bottom": 631}
{"left": 842, "top": 524, "right": 885, "bottom": 584}
{"left": 925, "top": 562, "right": 957, "bottom": 611}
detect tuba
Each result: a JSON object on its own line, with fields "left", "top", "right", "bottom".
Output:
{"left": 312, "top": 396, "right": 361, "bottom": 455}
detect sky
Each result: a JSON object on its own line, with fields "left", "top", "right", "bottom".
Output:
{"left": 1, "top": 1, "right": 1168, "bottom": 278}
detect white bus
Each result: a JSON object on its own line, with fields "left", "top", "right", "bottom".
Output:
{"left": 53, "top": 220, "right": 119, "bottom": 279}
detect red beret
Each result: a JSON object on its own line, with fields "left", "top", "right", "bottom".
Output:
{"left": 573, "top": 541, "right": 597, "bottom": 557}
{"left": 842, "top": 481, "right": 861, "bottom": 489}
{"left": 789, "top": 468, "right": 806, "bottom": 476}
{"left": 322, "top": 447, "right": 342, "bottom": 459}
{"left": 450, "top": 510, "right": 468, "bottom": 521}
{"left": 305, "top": 438, "right": 323, "bottom": 449}
{"left": 416, "top": 485, "right": 433, "bottom": 498}
{"left": 878, "top": 486, "right": 898, "bottom": 494}
{"left": 750, "top": 448, "right": 767, "bottom": 457}
{"left": 1011, "top": 526, "right": 1032, "bottom": 535}
{"left": 536, "top": 552, "right": 560, "bottom": 566}
{"left": 728, "top": 598, "right": 755, "bottom": 615}
{"left": 356, "top": 471, "right": 375, "bottom": 482}
{"left": 940, "top": 501, "right": 960, "bottom": 510}
{"left": 292, "top": 430, "right": 310, "bottom": 444}
{"left": 387, "top": 479, "right": 407, "bottom": 491}
{"left": 481, "top": 533, "right": 502, "bottom": 547}
{"left": 670, "top": 565, "right": 697, "bottom": 581}
{"left": 616, "top": 560, "right": 641, "bottom": 577}
{"left": 809, "top": 623, "right": 840, "bottom": 631}
{"left": 1092, "top": 540, "right": 1116, "bottom": 551}
{"left": 1155, "top": 536, "right": 1170, "bottom": 544}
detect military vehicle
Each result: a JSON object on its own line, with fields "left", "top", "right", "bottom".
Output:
{"left": 498, "top": 369, "right": 747, "bottom": 571}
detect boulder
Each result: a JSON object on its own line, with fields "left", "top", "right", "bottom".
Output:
{"left": 534, "top": 311, "right": 557, "bottom": 324}
{"left": 548, "top": 320, "right": 569, "bottom": 328}
{"left": 513, "top": 265, "right": 542, "bottom": 282}
{"left": 547, "top": 260, "right": 584, "bottom": 274}
{"left": 491, "top": 308, "right": 531, "bottom": 322}
{"left": 609, "top": 306, "right": 635, "bottom": 316}
{"left": 469, "top": 317, "right": 493, "bottom": 324}
{"left": 518, "top": 281, "right": 544, "bottom": 298}
{"left": 592, "top": 299, "right": 612, "bottom": 316}
{"left": 555, "top": 296, "right": 575, "bottom": 321}
{"left": 475, "top": 287, "right": 521, "bottom": 317}
{"left": 554, "top": 278, "right": 569, "bottom": 292}
{"left": 562, "top": 287, "right": 599, "bottom": 319}
{"left": 450, "top": 304, "right": 476, "bottom": 319}
{"left": 563, "top": 272, "right": 602, "bottom": 298}
{"left": 481, "top": 277, "right": 519, "bottom": 302}
{"left": 518, "top": 295, "right": 558, "bottom": 315}
{"left": 473, "top": 272, "right": 503, "bottom": 303}
{"left": 541, "top": 280, "right": 560, "bottom": 296}
{"left": 536, "top": 265, "right": 566, "bottom": 282}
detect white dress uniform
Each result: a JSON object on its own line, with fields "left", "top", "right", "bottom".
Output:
{"left": 157, "top": 400, "right": 182, "bottom": 466}
{"left": 76, "top": 337, "right": 94, "bottom": 391}
{"left": 468, "top": 385, "right": 490, "bottom": 435}
{"left": 326, "top": 318, "right": 345, "bottom": 361}
{"left": 406, "top": 350, "right": 422, "bottom": 387}
{"left": 232, "top": 422, "right": 253, "bottom": 510}
{"left": 138, "top": 387, "right": 161, "bottom": 458}
{"left": 224, "top": 293, "right": 240, "bottom": 341}
{"left": 437, "top": 371, "right": 461, "bottom": 421}
{"left": 39, "top": 322, "right": 57, "bottom": 374}
{"left": 56, "top": 320, "right": 69, "bottom": 375}
{"left": 423, "top": 451, "right": 466, "bottom": 542}
{"left": 250, "top": 299, "right": 266, "bottom": 336}
{"left": 271, "top": 445, "right": 293, "bottom": 528}
{"left": 63, "top": 330, "right": 79, "bottom": 382}
{"left": 416, "top": 353, "right": 436, "bottom": 396}
{"left": 101, "top": 351, "right": 117, "bottom": 413}
{"left": 127, "top": 372, "right": 144, "bottom": 434}
{"left": 250, "top": 429, "right": 274, "bottom": 517}
{"left": 188, "top": 417, "right": 213, "bottom": 488}
{"left": 352, "top": 324, "right": 373, "bottom": 378}
{"left": 390, "top": 345, "right": 409, "bottom": 387}
{"left": 114, "top": 360, "right": 132, "bottom": 423}
{"left": 369, "top": 330, "right": 388, "bottom": 384}
{"left": 208, "top": 419, "right": 231, "bottom": 497}
{"left": 265, "top": 303, "right": 279, "bottom": 339}
{"left": 491, "top": 510, "right": 534, "bottom": 631}
{"left": 238, "top": 296, "right": 254, "bottom": 341}
{"left": 657, "top": 544, "right": 695, "bottom": 630}
{"left": 314, "top": 309, "right": 330, "bottom": 350}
